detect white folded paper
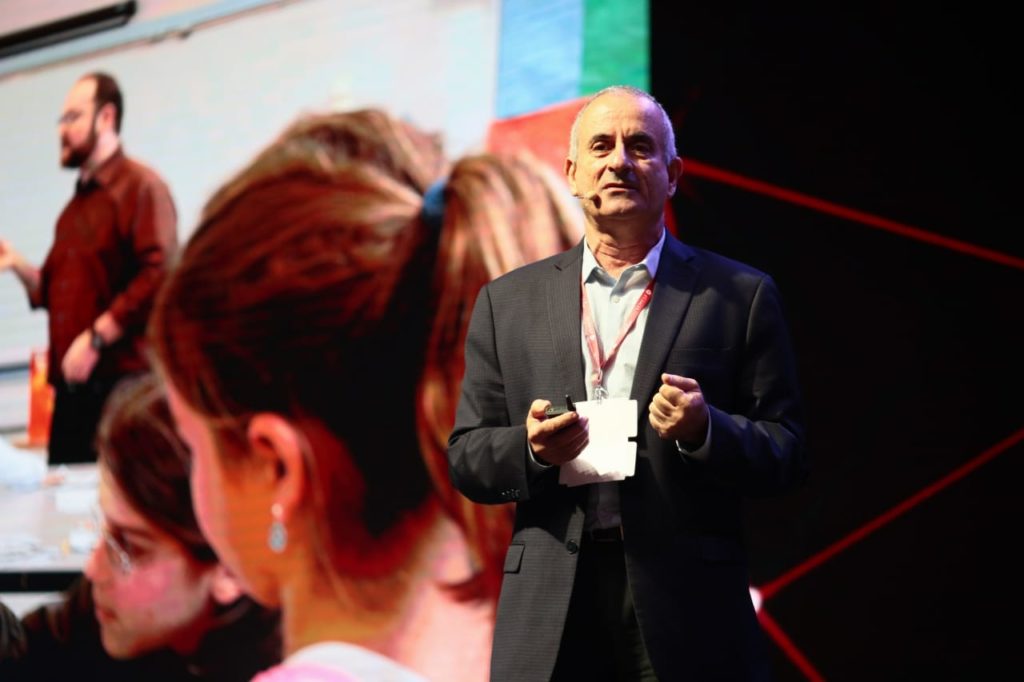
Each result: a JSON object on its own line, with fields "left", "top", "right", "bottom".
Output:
{"left": 559, "top": 398, "right": 637, "bottom": 487}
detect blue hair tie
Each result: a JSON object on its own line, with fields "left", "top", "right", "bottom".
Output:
{"left": 421, "top": 178, "right": 447, "bottom": 231}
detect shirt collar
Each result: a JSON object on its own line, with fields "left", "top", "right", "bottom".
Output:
{"left": 582, "top": 227, "right": 666, "bottom": 284}
{"left": 79, "top": 147, "right": 125, "bottom": 192}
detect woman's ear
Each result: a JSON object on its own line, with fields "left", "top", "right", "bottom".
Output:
{"left": 245, "top": 413, "right": 307, "bottom": 527}
{"left": 209, "top": 562, "right": 244, "bottom": 605}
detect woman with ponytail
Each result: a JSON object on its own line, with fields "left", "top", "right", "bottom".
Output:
{"left": 150, "top": 109, "right": 581, "bottom": 681}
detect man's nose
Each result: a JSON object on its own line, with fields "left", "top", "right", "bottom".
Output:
{"left": 607, "top": 142, "right": 633, "bottom": 173}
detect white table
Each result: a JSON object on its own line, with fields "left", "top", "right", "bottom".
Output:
{"left": 0, "top": 441, "right": 96, "bottom": 593}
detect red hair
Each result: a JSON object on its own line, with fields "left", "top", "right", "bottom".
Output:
{"left": 151, "top": 110, "right": 581, "bottom": 607}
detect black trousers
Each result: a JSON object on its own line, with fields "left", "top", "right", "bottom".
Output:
{"left": 47, "top": 378, "right": 118, "bottom": 465}
{"left": 551, "top": 534, "right": 658, "bottom": 682}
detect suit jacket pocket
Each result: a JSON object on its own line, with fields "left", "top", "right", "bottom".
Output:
{"left": 503, "top": 544, "right": 525, "bottom": 573}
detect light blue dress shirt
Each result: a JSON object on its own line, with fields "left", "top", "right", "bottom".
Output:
{"left": 579, "top": 229, "right": 663, "bottom": 531}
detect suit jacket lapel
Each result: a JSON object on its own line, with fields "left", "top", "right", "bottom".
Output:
{"left": 630, "top": 234, "right": 700, "bottom": 408}
{"left": 547, "top": 241, "right": 587, "bottom": 402}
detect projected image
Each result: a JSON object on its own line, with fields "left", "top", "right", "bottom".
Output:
{"left": 1, "top": 1, "right": 649, "bottom": 680}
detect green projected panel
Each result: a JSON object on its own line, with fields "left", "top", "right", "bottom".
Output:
{"left": 581, "top": 0, "right": 649, "bottom": 95}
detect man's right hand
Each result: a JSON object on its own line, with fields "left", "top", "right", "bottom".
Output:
{"left": 0, "top": 239, "right": 41, "bottom": 297}
{"left": 0, "top": 239, "right": 17, "bottom": 271}
{"left": 526, "top": 399, "right": 589, "bottom": 465}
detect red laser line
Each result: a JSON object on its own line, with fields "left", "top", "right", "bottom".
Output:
{"left": 758, "top": 608, "right": 825, "bottom": 682}
{"left": 758, "top": 427, "right": 1024, "bottom": 600}
{"left": 683, "top": 159, "right": 1024, "bottom": 271}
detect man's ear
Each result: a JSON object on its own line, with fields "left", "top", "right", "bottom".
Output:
{"left": 208, "top": 562, "right": 244, "bottom": 605}
{"left": 96, "top": 102, "right": 117, "bottom": 134}
{"left": 245, "top": 413, "right": 306, "bottom": 528}
{"left": 666, "top": 156, "right": 683, "bottom": 197}
{"left": 565, "top": 157, "right": 579, "bottom": 197}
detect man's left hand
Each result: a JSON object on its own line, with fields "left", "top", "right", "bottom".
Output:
{"left": 61, "top": 329, "right": 99, "bottom": 384}
{"left": 649, "top": 373, "right": 709, "bottom": 447}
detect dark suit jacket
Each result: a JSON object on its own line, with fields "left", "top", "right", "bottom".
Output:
{"left": 448, "top": 234, "right": 808, "bottom": 681}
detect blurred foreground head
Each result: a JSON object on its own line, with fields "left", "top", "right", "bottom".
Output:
{"left": 150, "top": 108, "right": 581, "bottom": 622}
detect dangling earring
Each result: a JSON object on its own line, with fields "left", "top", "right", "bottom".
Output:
{"left": 268, "top": 502, "right": 287, "bottom": 553}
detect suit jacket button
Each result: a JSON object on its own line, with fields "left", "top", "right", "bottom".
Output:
{"left": 566, "top": 540, "right": 579, "bottom": 554}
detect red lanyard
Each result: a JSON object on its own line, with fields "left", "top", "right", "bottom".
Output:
{"left": 581, "top": 277, "right": 655, "bottom": 393}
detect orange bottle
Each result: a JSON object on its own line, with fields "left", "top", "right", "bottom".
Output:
{"left": 27, "top": 348, "right": 54, "bottom": 446}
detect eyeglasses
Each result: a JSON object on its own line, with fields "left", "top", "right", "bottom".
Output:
{"left": 57, "top": 107, "right": 93, "bottom": 126}
{"left": 92, "top": 507, "right": 135, "bottom": 576}
{"left": 58, "top": 111, "right": 82, "bottom": 126}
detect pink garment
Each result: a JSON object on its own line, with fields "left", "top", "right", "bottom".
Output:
{"left": 252, "top": 663, "right": 359, "bottom": 682}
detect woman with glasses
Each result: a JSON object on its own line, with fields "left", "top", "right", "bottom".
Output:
{"left": 0, "top": 372, "right": 281, "bottom": 680}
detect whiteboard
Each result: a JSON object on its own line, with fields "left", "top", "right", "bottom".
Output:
{"left": 0, "top": 0, "right": 500, "bottom": 367}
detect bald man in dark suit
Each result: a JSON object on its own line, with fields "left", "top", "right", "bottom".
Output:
{"left": 448, "top": 85, "right": 808, "bottom": 681}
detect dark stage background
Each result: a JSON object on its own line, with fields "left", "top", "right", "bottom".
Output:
{"left": 652, "top": 5, "right": 1023, "bottom": 680}
{"left": 655, "top": 6, "right": 1024, "bottom": 679}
